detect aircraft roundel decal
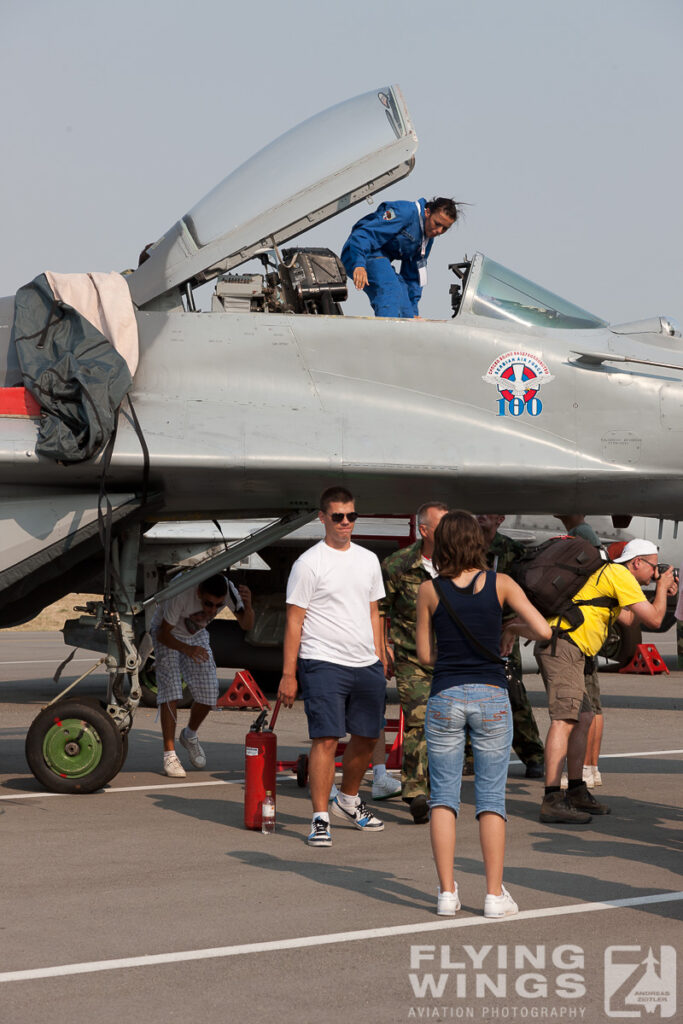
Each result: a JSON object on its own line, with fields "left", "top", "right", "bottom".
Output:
{"left": 482, "top": 351, "right": 554, "bottom": 414}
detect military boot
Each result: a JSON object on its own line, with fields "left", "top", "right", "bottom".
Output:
{"left": 539, "top": 790, "right": 591, "bottom": 824}
{"left": 566, "top": 782, "right": 611, "bottom": 815}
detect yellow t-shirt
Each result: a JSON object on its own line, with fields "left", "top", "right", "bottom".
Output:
{"left": 549, "top": 563, "right": 646, "bottom": 656}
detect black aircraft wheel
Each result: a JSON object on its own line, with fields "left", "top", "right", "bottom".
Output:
{"left": 600, "top": 620, "right": 641, "bottom": 668}
{"left": 25, "top": 697, "right": 124, "bottom": 794}
{"left": 139, "top": 656, "right": 193, "bottom": 709}
{"left": 296, "top": 753, "right": 309, "bottom": 788}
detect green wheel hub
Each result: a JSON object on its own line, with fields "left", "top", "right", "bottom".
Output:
{"left": 42, "top": 716, "right": 104, "bottom": 779}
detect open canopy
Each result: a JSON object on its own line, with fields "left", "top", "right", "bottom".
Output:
{"left": 127, "top": 86, "right": 417, "bottom": 307}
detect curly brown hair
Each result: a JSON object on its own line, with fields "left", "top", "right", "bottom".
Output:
{"left": 432, "top": 510, "right": 488, "bottom": 577}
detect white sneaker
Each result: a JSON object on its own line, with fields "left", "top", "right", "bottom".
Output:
{"left": 560, "top": 771, "right": 568, "bottom": 790}
{"left": 372, "top": 773, "right": 402, "bottom": 800}
{"left": 330, "top": 794, "right": 384, "bottom": 831}
{"left": 484, "top": 884, "right": 519, "bottom": 919}
{"left": 582, "top": 765, "right": 595, "bottom": 788}
{"left": 437, "top": 885, "right": 461, "bottom": 916}
{"left": 593, "top": 767, "right": 602, "bottom": 786}
{"left": 179, "top": 727, "right": 206, "bottom": 769}
{"left": 163, "top": 752, "right": 186, "bottom": 778}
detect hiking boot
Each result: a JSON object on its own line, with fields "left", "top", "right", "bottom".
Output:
{"left": 539, "top": 790, "right": 591, "bottom": 824}
{"left": 408, "top": 794, "right": 430, "bottom": 824}
{"left": 484, "top": 884, "right": 519, "bottom": 919}
{"left": 437, "top": 884, "right": 461, "bottom": 916}
{"left": 163, "top": 752, "right": 186, "bottom": 778}
{"left": 371, "top": 773, "right": 402, "bottom": 800}
{"left": 179, "top": 727, "right": 206, "bottom": 769}
{"left": 566, "top": 782, "right": 611, "bottom": 815}
{"left": 330, "top": 795, "right": 384, "bottom": 831}
{"left": 307, "top": 817, "right": 332, "bottom": 847}
{"left": 524, "top": 761, "right": 544, "bottom": 779}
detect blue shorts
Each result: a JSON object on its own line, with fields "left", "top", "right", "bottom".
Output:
{"left": 426, "top": 683, "right": 513, "bottom": 820}
{"left": 297, "top": 658, "right": 385, "bottom": 739}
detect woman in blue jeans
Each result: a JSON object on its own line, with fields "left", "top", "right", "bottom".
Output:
{"left": 416, "top": 511, "right": 550, "bottom": 918}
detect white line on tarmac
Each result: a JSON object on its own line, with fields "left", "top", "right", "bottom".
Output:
{"left": 1, "top": 891, "right": 681, "bottom": 984}
{"left": 0, "top": 658, "right": 92, "bottom": 665}
{"left": 1, "top": 748, "right": 681, "bottom": 801}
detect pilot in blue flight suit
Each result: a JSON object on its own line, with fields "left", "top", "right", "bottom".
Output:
{"left": 341, "top": 196, "right": 459, "bottom": 318}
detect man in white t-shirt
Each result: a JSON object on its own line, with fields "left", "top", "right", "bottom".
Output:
{"left": 278, "top": 486, "right": 389, "bottom": 847}
{"left": 151, "top": 574, "right": 254, "bottom": 777}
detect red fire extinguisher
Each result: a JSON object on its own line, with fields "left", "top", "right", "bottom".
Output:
{"left": 244, "top": 700, "right": 281, "bottom": 830}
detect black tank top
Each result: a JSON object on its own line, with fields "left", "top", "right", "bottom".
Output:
{"left": 430, "top": 571, "right": 507, "bottom": 696}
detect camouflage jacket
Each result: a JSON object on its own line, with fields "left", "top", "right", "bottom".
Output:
{"left": 380, "top": 540, "right": 432, "bottom": 668}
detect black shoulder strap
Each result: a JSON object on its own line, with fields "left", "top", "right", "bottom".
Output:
{"left": 432, "top": 576, "right": 505, "bottom": 665}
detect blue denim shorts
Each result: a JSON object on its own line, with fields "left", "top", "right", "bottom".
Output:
{"left": 297, "top": 658, "right": 385, "bottom": 739}
{"left": 426, "top": 683, "right": 513, "bottom": 820}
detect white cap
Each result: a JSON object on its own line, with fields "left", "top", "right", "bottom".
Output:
{"left": 613, "top": 539, "right": 658, "bottom": 563}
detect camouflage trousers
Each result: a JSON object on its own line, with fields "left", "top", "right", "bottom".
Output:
{"left": 394, "top": 659, "right": 432, "bottom": 800}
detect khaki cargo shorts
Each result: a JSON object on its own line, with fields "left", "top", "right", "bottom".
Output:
{"left": 534, "top": 636, "right": 593, "bottom": 722}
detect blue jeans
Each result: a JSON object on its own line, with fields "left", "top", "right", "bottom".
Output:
{"left": 426, "top": 683, "right": 513, "bottom": 819}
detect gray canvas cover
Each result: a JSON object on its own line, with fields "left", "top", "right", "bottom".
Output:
{"left": 11, "top": 273, "right": 132, "bottom": 462}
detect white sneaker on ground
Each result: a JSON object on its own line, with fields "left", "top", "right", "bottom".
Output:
{"left": 582, "top": 765, "right": 595, "bottom": 788}
{"left": 307, "top": 817, "right": 332, "bottom": 847}
{"left": 163, "top": 752, "right": 186, "bottom": 778}
{"left": 592, "top": 767, "right": 602, "bottom": 786}
{"left": 437, "top": 885, "right": 461, "bottom": 916}
{"left": 179, "top": 727, "right": 206, "bottom": 769}
{"left": 372, "top": 773, "right": 402, "bottom": 800}
{"left": 484, "top": 884, "right": 519, "bottom": 919}
{"left": 330, "top": 794, "right": 384, "bottom": 831}
{"left": 560, "top": 771, "right": 568, "bottom": 790}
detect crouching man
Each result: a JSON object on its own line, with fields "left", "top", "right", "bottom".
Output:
{"left": 151, "top": 574, "right": 254, "bottom": 777}
{"left": 535, "top": 540, "right": 677, "bottom": 823}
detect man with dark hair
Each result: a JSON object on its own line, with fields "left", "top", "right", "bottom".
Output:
{"left": 341, "top": 196, "right": 460, "bottom": 318}
{"left": 151, "top": 573, "right": 254, "bottom": 777}
{"left": 381, "top": 501, "right": 449, "bottom": 823}
{"left": 278, "top": 487, "right": 388, "bottom": 847}
{"left": 475, "top": 515, "right": 545, "bottom": 778}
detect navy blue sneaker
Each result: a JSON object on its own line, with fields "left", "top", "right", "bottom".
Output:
{"left": 330, "top": 795, "right": 384, "bottom": 831}
{"left": 307, "top": 817, "right": 332, "bottom": 847}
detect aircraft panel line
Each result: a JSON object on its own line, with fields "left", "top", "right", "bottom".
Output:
{"left": 1, "top": 891, "right": 681, "bottom": 984}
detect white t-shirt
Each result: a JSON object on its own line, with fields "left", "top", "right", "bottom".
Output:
{"left": 151, "top": 584, "right": 238, "bottom": 640}
{"left": 286, "top": 540, "right": 385, "bottom": 666}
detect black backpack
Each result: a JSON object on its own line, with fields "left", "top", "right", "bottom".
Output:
{"left": 511, "top": 536, "right": 617, "bottom": 639}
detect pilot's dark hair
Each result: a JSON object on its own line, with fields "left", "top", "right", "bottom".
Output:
{"left": 320, "top": 486, "right": 354, "bottom": 513}
{"left": 433, "top": 510, "right": 487, "bottom": 577}
{"left": 426, "top": 197, "right": 461, "bottom": 222}
{"left": 198, "top": 574, "right": 228, "bottom": 598}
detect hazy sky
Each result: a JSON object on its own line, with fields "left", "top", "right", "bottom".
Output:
{"left": 1, "top": 0, "right": 681, "bottom": 323}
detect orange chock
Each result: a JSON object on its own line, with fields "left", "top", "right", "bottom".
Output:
{"left": 216, "top": 669, "right": 271, "bottom": 709}
{"left": 618, "top": 643, "right": 670, "bottom": 676}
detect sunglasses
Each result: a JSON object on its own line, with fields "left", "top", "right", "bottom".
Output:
{"left": 327, "top": 512, "right": 359, "bottom": 523}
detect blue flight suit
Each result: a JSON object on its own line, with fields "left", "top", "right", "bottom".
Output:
{"left": 341, "top": 198, "right": 434, "bottom": 318}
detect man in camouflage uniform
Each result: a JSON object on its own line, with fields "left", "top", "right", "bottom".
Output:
{"left": 380, "top": 502, "right": 449, "bottom": 823}
{"left": 476, "top": 515, "right": 545, "bottom": 778}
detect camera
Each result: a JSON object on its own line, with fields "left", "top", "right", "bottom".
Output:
{"left": 657, "top": 563, "right": 679, "bottom": 582}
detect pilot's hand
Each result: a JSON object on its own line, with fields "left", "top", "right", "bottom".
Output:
{"left": 185, "top": 644, "right": 209, "bottom": 664}
{"left": 353, "top": 267, "right": 368, "bottom": 290}
{"left": 237, "top": 584, "right": 252, "bottom": 609}
{"left": 277, "top": 672, "right": 298, "bottom": 708}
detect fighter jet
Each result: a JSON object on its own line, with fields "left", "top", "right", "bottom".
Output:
{"left": 0, "top": 84, "right": 681, "bottom": 792}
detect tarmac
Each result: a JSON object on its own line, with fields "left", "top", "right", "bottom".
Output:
{"left": 1, "top": 631, "right": 681, "bottom": 1024}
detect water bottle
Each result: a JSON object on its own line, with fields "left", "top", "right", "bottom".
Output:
{"left": 261, "top": 791, "right": 275, "bottom": 835}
